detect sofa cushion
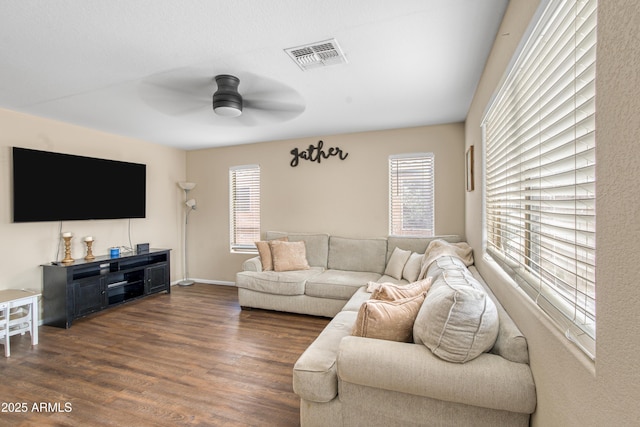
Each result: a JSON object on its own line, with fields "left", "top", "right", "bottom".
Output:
{"left": 293, "top": 310, "right": 358, "bottom": 403}
{"left": 270, "top": 240, "right": 310, "bottom": 272}
{"left": 352, "top": 292, "right": 426, "bottom": 343}
{"left": 371, "top": 278, "right": 432, "bottom": 301}
{"left": 418, "top": 239, "right": 474, "bottom": 280}
{"left": 327, "top": 236, "right": 387, "bottom": 274}
{"left": 337, "top": 337, "right": 537, "bottom": 415}
{"left": 383, "top": 247, "right": 411, "bottom": 280}
{"left": 375, "top": 275, "right": 408, "bottom": 285}
{"left": 306, "top": 270, "right": 382, "bottom": 300}
{"left": 266, "top": 232, "right": 329, "bottom": 268}
{"left": 469, "top": 266, "right": 530, "bottom": 364}
{"left": 414, "top": 270, "right": 499, "bottom": 363}
{"left": 235, "top": 268, "right": 323, "bottom": 296}
{"left": 341, "top": 286, "right": 372, "bottom": 312}
{"left": 425, "top": 255, "right": 470, "bottom": 282}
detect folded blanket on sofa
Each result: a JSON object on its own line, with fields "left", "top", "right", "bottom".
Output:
{"left": 418, "top": 239, "right": 474, "bottom": 280}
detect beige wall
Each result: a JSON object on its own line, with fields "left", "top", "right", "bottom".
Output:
{"left": 186, "top": 124, "right": 465, "bottom": 282}
{"left": 0, "top": 108, "right": 187, "bottom": 292}
{"left": 466, "top": 0, "right": 640, "bottom": 425}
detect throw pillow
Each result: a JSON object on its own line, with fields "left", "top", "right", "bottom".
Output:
{"left": 366, "top": 281, "right": 384, "bottom": 293}
{"left": 255, "top": 241, "right": 272, "bottom": 270}
{"left": 371, "top": 277, "right": 432, "bottom": 301}
{"left": 352, "top": 292, "right": 427, "bottom": 343}
{"left": 384, "top": 247, "right": 412, "bottom": 280}
{"left": 402, "top": 252, "right": 423, "bottom": 282}
{"left": 270, "top": 240, "right": 310, "bottom": 272}
{"left": 413, "top": 273, "right": 499, "bottom": 363}
{"left": 255, "top": 237, "right": 288, "bottom": 271}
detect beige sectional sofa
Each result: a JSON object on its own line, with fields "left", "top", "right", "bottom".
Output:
{"left": 237, "top": 231, "right": 456, "bottom": 316}
{"left": 235, "top": 232, "right": 537, "bottom": 426}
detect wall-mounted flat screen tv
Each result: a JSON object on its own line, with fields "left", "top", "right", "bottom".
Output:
{"left": 12, "top": 147, "right": 146, "bottom": 222}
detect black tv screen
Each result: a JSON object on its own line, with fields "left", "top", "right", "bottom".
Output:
{"left": 12, "top": 147, "right": 146, "bottom": 222}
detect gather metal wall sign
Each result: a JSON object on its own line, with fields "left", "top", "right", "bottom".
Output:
{"left": 290, "top": 140, "right": 349, "bottom": 167}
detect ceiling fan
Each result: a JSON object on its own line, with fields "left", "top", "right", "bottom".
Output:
{"left": 139, "top": 69, "right": 306, "bottom": 126}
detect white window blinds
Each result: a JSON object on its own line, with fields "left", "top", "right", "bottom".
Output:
{"left": 389, "top": 153, "right": 435, "bottom": 237}
{"left": 483, "top": 0, "right": 597, "bottom": 358}
{"left": 229, "top": 165, "right": 260, "bottom": 252}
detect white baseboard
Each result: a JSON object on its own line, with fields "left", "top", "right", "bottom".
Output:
{"left": 192, "top": 279, "right": 236, "bottom": 286}
{"left": 171, "top": 279, "right": 236, "bottom": 286}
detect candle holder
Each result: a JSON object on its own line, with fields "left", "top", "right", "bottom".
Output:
{"left": 84, "top": 239, "right": 95, "bottom": 260}
{"left": 61, "top": 236, "right": 74, "bottom": 264}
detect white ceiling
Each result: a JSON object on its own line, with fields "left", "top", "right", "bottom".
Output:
{"left": 0, "top": 0, "right": 508, "bottom": 151}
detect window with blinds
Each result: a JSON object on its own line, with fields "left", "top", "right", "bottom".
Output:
{"left": 483, "top": 0, "right": 597, "bottom": 358}
{"left": 229, "top": 165, "right": 260, "bottom": 252}
{"left": 389, "top": 153, "right": 434, "bottom": 237}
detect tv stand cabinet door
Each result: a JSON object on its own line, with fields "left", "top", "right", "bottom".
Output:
{"left": 146, "top": 264, "right": 169, "bottom": 294}
{"left": 73, "top": 277, "right": 107, "bottom": 318}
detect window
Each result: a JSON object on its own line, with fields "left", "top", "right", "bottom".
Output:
{"left": 483, "top": 0, "right": 597, "bottom": 358}
{"left": 389, "top": 153, "right": 434, "bottom": 237}
{"left": 229, "top": 165, "right": 260, "bottom": 252}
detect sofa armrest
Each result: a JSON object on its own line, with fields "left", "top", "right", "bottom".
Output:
{"left": 242, "top": 256, "right": 263, "bottom": 272}
{"left": 337, "top": 336, "right": 536, "bottom": 414}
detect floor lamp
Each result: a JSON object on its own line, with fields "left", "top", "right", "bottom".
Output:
{"left": 178, "top": 182, "right": 197, "bottom": 286}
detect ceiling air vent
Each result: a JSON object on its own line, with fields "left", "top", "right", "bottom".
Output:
{"left": 285, "top": 39, "right": 347, "bottom": 71}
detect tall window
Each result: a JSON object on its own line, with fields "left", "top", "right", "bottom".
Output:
{"left": 483, "top": 0, "right": 597, "bottom": 358}
{"left": 389, "top": 153, "right": 434, "bottom": 237}
{"left": 229, "top": 165, "right": 260, "bottom": 252}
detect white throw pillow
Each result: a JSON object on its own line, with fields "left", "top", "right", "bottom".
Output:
{"left": 414, "top": 271, "right": 499, "bottom": 363}
{"left": 402, "top": 252, "right": 422, "bottom": 282}
{"left": 384, "top": 247, "right": 411, "bottom": 280}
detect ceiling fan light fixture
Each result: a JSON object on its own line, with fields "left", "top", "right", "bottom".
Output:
{"left": 213, "top": 74, "right": 243, "bottom": 117}
{"left": 214, "top": 105, "right": 242, "bottom": 117}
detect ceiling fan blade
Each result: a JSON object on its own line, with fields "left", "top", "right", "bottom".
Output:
{"left": 237, "top": 107, "right": 302, "bottom": 127}
{"left": 242, "top": 99, "right": 305, "bottom": 125}
{"left": 244, "top": 99, "right": 305, "bottom": 114}
{"left": 138, "top": 68, "right": 213, "bottom": 116}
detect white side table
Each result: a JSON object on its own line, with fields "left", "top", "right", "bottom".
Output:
{"left": 0, "top": 289, "right": 40, "bottom": 357}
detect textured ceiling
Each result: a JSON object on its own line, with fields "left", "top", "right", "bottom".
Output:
{"left": 0, "top": 0, "right": 508, "bottom": 150}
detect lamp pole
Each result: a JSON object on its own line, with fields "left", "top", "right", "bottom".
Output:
{"left": 178, "top": 182, "right": 197, "bottom": 286}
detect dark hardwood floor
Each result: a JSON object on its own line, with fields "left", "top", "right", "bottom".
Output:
{"left": 0, "top": 284, "right": 330, "bottom": 427}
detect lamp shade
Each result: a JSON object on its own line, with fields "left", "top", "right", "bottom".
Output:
{"left": 178, "top": 182, "right": 196, "bottom": 191}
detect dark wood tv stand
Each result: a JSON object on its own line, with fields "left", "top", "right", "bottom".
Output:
{"left": 42, "top": 249, "right": 171, "bottom": 328}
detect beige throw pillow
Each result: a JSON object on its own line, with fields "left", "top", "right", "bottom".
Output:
{"left": 255, "top": 241, "right": 273, "bottom": 271}
{"left": 371, "top": 278, "right": 432, "bottom": 301}
{"left": 384, "top": 247, "right": 412, "bottom": 280}
{"left": 270, "top": 240, "right": 310, "bottom": 272}
{"left": 255, "top": 237, "right": 288, "bottom": 271}
{"left": 352, "top": 292, "right": 427, "bottom": 343}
